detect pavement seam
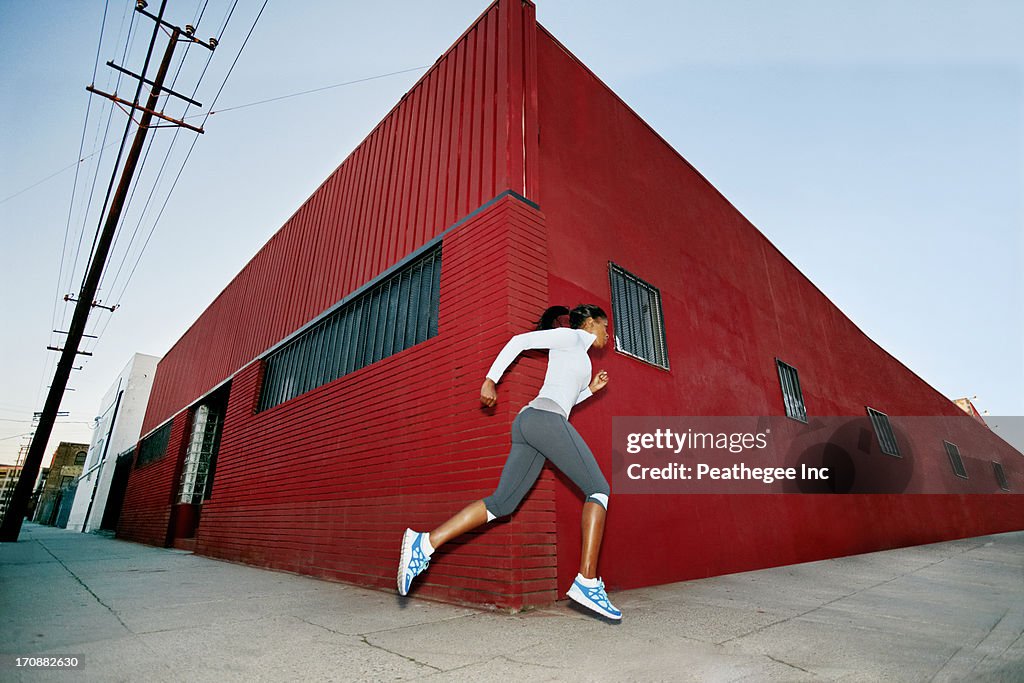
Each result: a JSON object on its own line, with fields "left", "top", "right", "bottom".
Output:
{"left": 764, "top": 653, "right": 816, "bottom": 676}
{"left": 998, "top": 627, "right": 1024, "bottom": 659}
{"left": 35, "top": 539, "right": 133, "bottom": 635}
{"left": 928, "top": 646, "right": 965, "bottom": 683}
{"left": 415, "top": 648, "right": 564, "bottom": 679}
{"left": 356, "top": 610, "right": 483, "bottom": 637}
{"left": 358, "top": 634, "right": 443, "bottom": 672}
{"left": 288, "top": 615, "right": 444, "bottom": 673}
{"left": 941, "top": 606, "right": 1022, "bottom": 680}
{"left": 496, "top": 653, "right": 566, "bottom": 671}
{"left": 973, "top": 607, "right": 1012, "bottom": 647}
{"left": 497, "top": 637, "right": 580, "bottom": 671}
{"left": 354, "top": 619, "right": 557, "bottom": 678}
{"left": 133, "top": 615, "right": 273, "bottom": 635}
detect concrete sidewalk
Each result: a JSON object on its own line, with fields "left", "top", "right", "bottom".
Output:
{"left": 1, "top": 523, "right": 1021, "bottom": 682}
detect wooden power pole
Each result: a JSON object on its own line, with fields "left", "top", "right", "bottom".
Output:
{"left": 1, "top": 0, "right": 215, "bottom": 541}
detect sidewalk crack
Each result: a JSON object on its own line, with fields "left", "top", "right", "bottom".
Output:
{"left": 36, "top": 539, "right": 133, "bottom": 634}
{"left": 765, "top": 653, "right": 815, "bottom": 675}
{"left": 290, "top": 616, "right": 442, "bottom": 672}
{"left": 359, "top": 611, "right": 481, "bottom": 637}
{"left": 497, "top": 653, "right": 566, "bottom": 671}
{"left": 359, "top": 634, "right": 443, "bottom": 672}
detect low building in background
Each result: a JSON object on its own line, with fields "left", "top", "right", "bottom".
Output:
{"left": 0, "top": 464, "right": 23, "bottom": 521}
{"left": 954, "top": 397, "right": 988, "bottom": 426}
{"left": 32, "top": 442, "right": 89, "bottom": 527}
{"left": 67, "top": 353, "right": 159, "bottom": 533}
{"left": 23, "top": 467, "right": 48, "bottom": 521}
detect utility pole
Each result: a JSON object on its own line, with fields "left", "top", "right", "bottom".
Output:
{"left": 0, "top": 0, "right": 215, "bottom": 541}
{"left": 0, "top": 445, "right": 29, "bottom": 519}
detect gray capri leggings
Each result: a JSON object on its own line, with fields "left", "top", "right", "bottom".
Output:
{"left": 483, "top": 407, "right": 610, "bottom": 518}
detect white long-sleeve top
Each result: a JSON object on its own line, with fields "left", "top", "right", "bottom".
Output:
{"left": 485, "top": 327, "right": 597, "bottom": 418}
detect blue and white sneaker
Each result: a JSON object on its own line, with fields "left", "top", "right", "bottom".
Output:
{"left": 397, "top": 529, "right": 431, "bottom": 596}
{"left": 567, "top": 576, "right": 622, "bottom": 620}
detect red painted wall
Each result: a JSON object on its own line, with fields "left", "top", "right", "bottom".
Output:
{"left": 117, "top": 410, "right": 189, "bottom": 547}
{"left": 117, "top": 0, "right": 1022, "bottom": 611}
{"left": 141, "top": 0, "right": 538, "bottom": 436}
{"left": 123, "top": 195, "right": 562, "bottom": 608}
{"left": 532, "top": 25, "right": 1024, "bottom": 592}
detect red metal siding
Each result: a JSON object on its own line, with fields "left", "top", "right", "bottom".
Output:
{"left": 182, "top": 197, "right": 555, "bottom": 609}
{"left": 118, "top": 0, "right": 1023, "bottom": 611}
{"left": 533, "top": 25, "right": 1024, "bottom": 592}
{"left": 142, "top": 0, "right": 538, "bottom": 436}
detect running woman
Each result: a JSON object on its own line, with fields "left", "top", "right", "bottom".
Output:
{"left": 397, "top": 304, "right": 621, "bottom": 620}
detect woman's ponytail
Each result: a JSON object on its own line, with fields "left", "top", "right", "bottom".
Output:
{"left": 536, "top": 306, "right": 570, "bottom": 330}
{"left": 535, "top": 304, "right": 607, "bottom": 330}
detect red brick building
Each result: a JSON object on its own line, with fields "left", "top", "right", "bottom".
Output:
{"left": 117, "top": 0, "right": 1023, "bottom": 609}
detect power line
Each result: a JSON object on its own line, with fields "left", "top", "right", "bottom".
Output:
{"left": 97, "top": 2, "right": 224, "bottom": 302}
{"left": 1, "top": 135, "right": 161, "bottom": 208}
{"left": 53, "top": 0, "right": 110, "bottom": 324}
{"left": 54, "top": 4, "right": 141, "bottom": 350}
{"left": 199, "top": 65, "right": 431, "bottom": 117}
{"left": 0, "top": 419, "right": 95, "bottom": 425}
{"left": 3, "top": 65, "right": 429, "bottom": 208}
{"left": 1, "top": 163, "right": 84, "bottom": 205}
{"left": 79, "top": 5, "right": 166, "bottom": 296}
{"left": 68, "top": 4, "right": 140, "bottom": 298}
{"left": 83, "top": 0, "right": 262, "bottom": 358}
{"left": 98, "top": 0, "right": 267, "bottom": 325}
{"left": 97, "top": 121, "right": 162, "bottom": 297}
{"left": 2, "top": 0, "right": 217, "bottom": 542}
{"left": 35, "top": 1, "right": 271, "bottom": 403}
{"left": 0, "top": 434, "right": 34, "bottom": 443}
{"left": 40, "top": 0, "right": 126, "bottom": 423}
{"left": 43, "top": 1, "right": 144, "bottom": 415}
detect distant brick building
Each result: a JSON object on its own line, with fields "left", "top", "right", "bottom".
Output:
{"left": 0, "top": 464, "right": 23, "bottom": 521}
{"left": 953, "top": 397, "right": 988, "bottom": 426}
{"left": 116, "top": 0, "right": 1023, "bottom": 609}
{"left": 33, "top": 442, "right": 88, "bottom": 527}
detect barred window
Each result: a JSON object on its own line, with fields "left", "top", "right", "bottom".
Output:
{"left": 608, "top": 263, "right": 669, "bottom": 369}
{"left": 866, "top": 407, "right": 900, "bottom": 457}
{"left": 259, "top": 244, "right": 442, "bottom": 412}
{"left": 943, "top": 441, "right": 968, "bottom": 479}
{"left": 136, "top": 422, "right": 172, "bottom": 468}
{"left": 776, "top": 359, "right": 808, "bottom": 422}
{"left": 993, "top": 462, "right": 1009, "bottom": 491}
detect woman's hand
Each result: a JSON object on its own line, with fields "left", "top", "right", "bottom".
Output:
{"left": 480, "top": 378, "right": 498, "bottom": 407}
{"left": 589, "top": 370, "right": 609, "bottom": 393}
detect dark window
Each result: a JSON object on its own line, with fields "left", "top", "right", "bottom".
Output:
{"left": 993, "top": 462, "right": 1009, "bottom": 491}
{"left": 59, "top": 475, "right": 74, "bottom": 489}
{"left": 136, "top": 422, "right": 172, "bottom": 468}
{"left": 259, "top": 244, "right": 442, "bottom": 412}
{"left": 943, "top": 441, "right": 968, "bottom": 479}
{"left": 775, "top": 359, "right": 808, "bottom": 422}
{"left": 608, "top": 263, "right": 669, "bottom": 369}
{"left": 74, "top": 451, "right": 87, "bottom": 465}
{"left": 866, "top": 407, "right": 900, "bottom": 457}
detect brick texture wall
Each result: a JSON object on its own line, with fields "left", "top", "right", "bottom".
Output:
{"left": 117, "top": 411, "right": 190, "bottom": 546}
{"left": 178, "top": 196, "right": 558, "bottom": 609}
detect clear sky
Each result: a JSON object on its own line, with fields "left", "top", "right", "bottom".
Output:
{"left": 1, "top": 1, "right": 1022, "bottom": 466}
